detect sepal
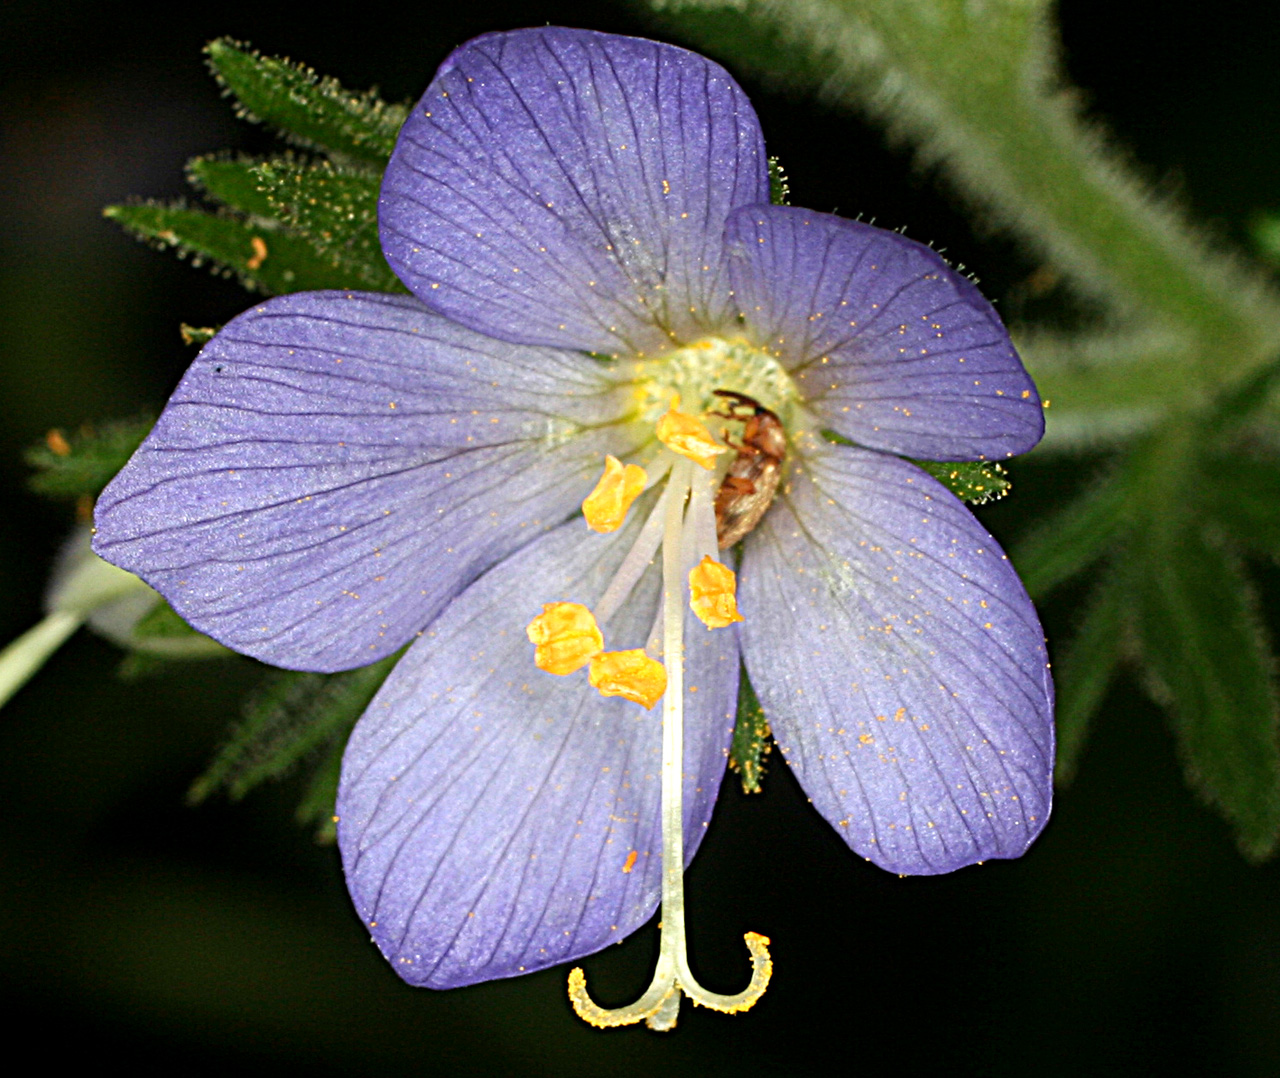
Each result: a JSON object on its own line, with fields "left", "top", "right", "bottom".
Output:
{"left": 188, "top": 155, "right": 402, "bottom": 292}
{"left": 911, "top": 459, "right": 1011, "bottom": 505}
{"left": 728, "top": 665, "right": 771, "bottom": 794}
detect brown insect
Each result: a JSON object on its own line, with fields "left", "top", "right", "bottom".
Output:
{"left": 712, "top": 390, "right": 787, "bottom": 549}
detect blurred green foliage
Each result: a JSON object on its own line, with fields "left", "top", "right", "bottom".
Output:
{"left": 25, "top": 416, "right": 154, "bottom": 499}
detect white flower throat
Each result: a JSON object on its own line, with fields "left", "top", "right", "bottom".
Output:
{"left": 527, "top": 337, "right": 798, "bottom": 1030}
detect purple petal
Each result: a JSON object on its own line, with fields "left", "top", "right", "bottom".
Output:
{"left": 93, "top": 291, "right": 639, "bottom": 671}
{"left": 726, "top": 205, "right": 1044, "bottom": 460}
{"left": 338, "top": 507, "right": 738, "bottom": 987}
{"left": 380, "top": 28, "right": 768, "bottom": 355}
{"left": 738, "top": 439, "right": 1053, "bottom": 874}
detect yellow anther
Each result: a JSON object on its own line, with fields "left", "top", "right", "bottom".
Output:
{"left": 688, "top": 555, "right": 744, "bottom": 628}
{"left": 526, "top": 602, "right": 603, "bottom": 675}
{"left": 655, "top": 408, "right": 726, "bottom": 470}
{"left": 588, "top": 649, "right": 667, "bottom": 709}
{"left": 582, "top": 455, "right": 648, "bottom": 533}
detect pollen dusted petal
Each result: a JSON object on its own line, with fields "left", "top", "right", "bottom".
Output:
{"left": 582, "top": 456, "right": 648, "bottom": 533}
{"left": 380, "top": 27, "right": 769, "bottom": 355}
{"left": 725, "top": 205, "right": 1044, "bottom": 460}
{"left": 527, "top": 601, "right": 604, "bottom": 675}
{"left": 588, "top": 649, "right": 667, "bottom": 709}
{"left": 737, "top": 441, "right": 1054, "bottom": 875}
{"left": 655, "top": 409, "right": 726, "bottom": 470}
{"left": 338, "top": 512, "right": 738, "bottom": 989}
{"left": 688, "top": 555, "right": 744, "bottom": 628}
{"left": 91, "top": 291, "right": 638, "bottom": 672}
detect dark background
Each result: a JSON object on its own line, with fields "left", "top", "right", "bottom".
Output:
{"left": 2, "top": 2, "right": 1278, "bottom": 1074}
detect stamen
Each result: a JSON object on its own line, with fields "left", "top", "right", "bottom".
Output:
{"left": 525, "top": 602, "right": 603, "bottom": 675}
{"left": 569, "top": 456, "right": 772, "bottom": 1030}
{"left": 686, "top": 462, "right": 719, "bottom": 564}
{"left": 593, "top": 481, "right": 673, "bottom": 627}
{"left": 588, "top": 649, "right": 667, "bottom": 709}
{"left": 582, "top": 455, "right": 648, "bottom": 533}
{"left": 688, "top": 555, "right": 744, "bottom": 629}
{"left": 655, "top": 408, "right": 727, "bottom": 470}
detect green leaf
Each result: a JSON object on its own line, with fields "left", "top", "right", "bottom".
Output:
{"left": 729, "top": 666, "right": 772, "bottom": 794}
{"left": 1251, "top": 212, "right": 1280, "bottom": 265}
{"left": 1011, "top": 470, "right": 1132, "bottom": 599}
{"left": 117, "top": 652, "right": 171, "bottom": 681}
{"left": 1052, "top": 562, "right": 1131, "bottom": 785}
{"left": 184, "top": 156, "right": 404, "bottom": 292}
{"left": 911, "top": 459, "right": 1011, "bottom": 505}
{"left": 295, "top": 738, "right": 344, "bottom": 844}
{"left": 187, "top": 154, "right": 278, "bottom": 218}
{"left": 188, "top": 649, "right": 402, "bottom": 807}
{"left": 1200, "top": 351, "right": 1280, "bottom": 435}
{"left": 104, "top": 201, "right": 372, "bottom": 294}
{"left": 25, "top": 416, "right": 153, "bottom": 499}
{"left": 1203, "top": 452, "right": 1280, "bottom": 560}
{"left": 205, "top": 38, "right": 407, "bottom": 165}
{"left": 1136, "top": 525, "right": 1280, "bottom": 861}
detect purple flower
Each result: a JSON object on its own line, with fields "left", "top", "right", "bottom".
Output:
{"left": 92, "top": 28, "right": 1053, "bottom": 1029}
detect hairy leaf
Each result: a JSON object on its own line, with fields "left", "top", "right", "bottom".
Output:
{"left": 179, "top": 324, "right": 220, "bottom": 346}
{"left": 188, "top": 650, "right": 401, "bottom": 806}
{"left": 1053, "top": 562, "right": 1131, "bottom": 784}
{"left": 104, "top": 201, "right": 368, "bottom": 294}
{"left": 206, "top": 38, "right": 407, "bottom": 165}
{"left": 251, "top": 157, "right": 402, "bottom": 291}
{"left": 1203, "top": 452, "right": 1280, "bottom": 561}
{"left": 1136, "top": 525, "right": 1280, "bottom": 861}
{"left": 185, "top": 156, "right": 403, "bottom": 291}
{"left": 1012, "top": 470, "right": 1131, "bottom": 599}
{"left": 187, "top": 154, "right": 278, "bottom": 218}
{"left": 132, "top": 600, "right": 203, "bottom": 641}
{"left": 768, "top": 155, "right": 790, "bottom": 205}
{"left": 296, "top": 739, "right": 344, "bottom": 843}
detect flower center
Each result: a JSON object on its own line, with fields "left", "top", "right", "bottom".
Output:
{"left": 525, "top": 404, "right": 772, "bottom": 1030}
{"left": 630, "top": 336, "right": 796, "bottom": 425}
